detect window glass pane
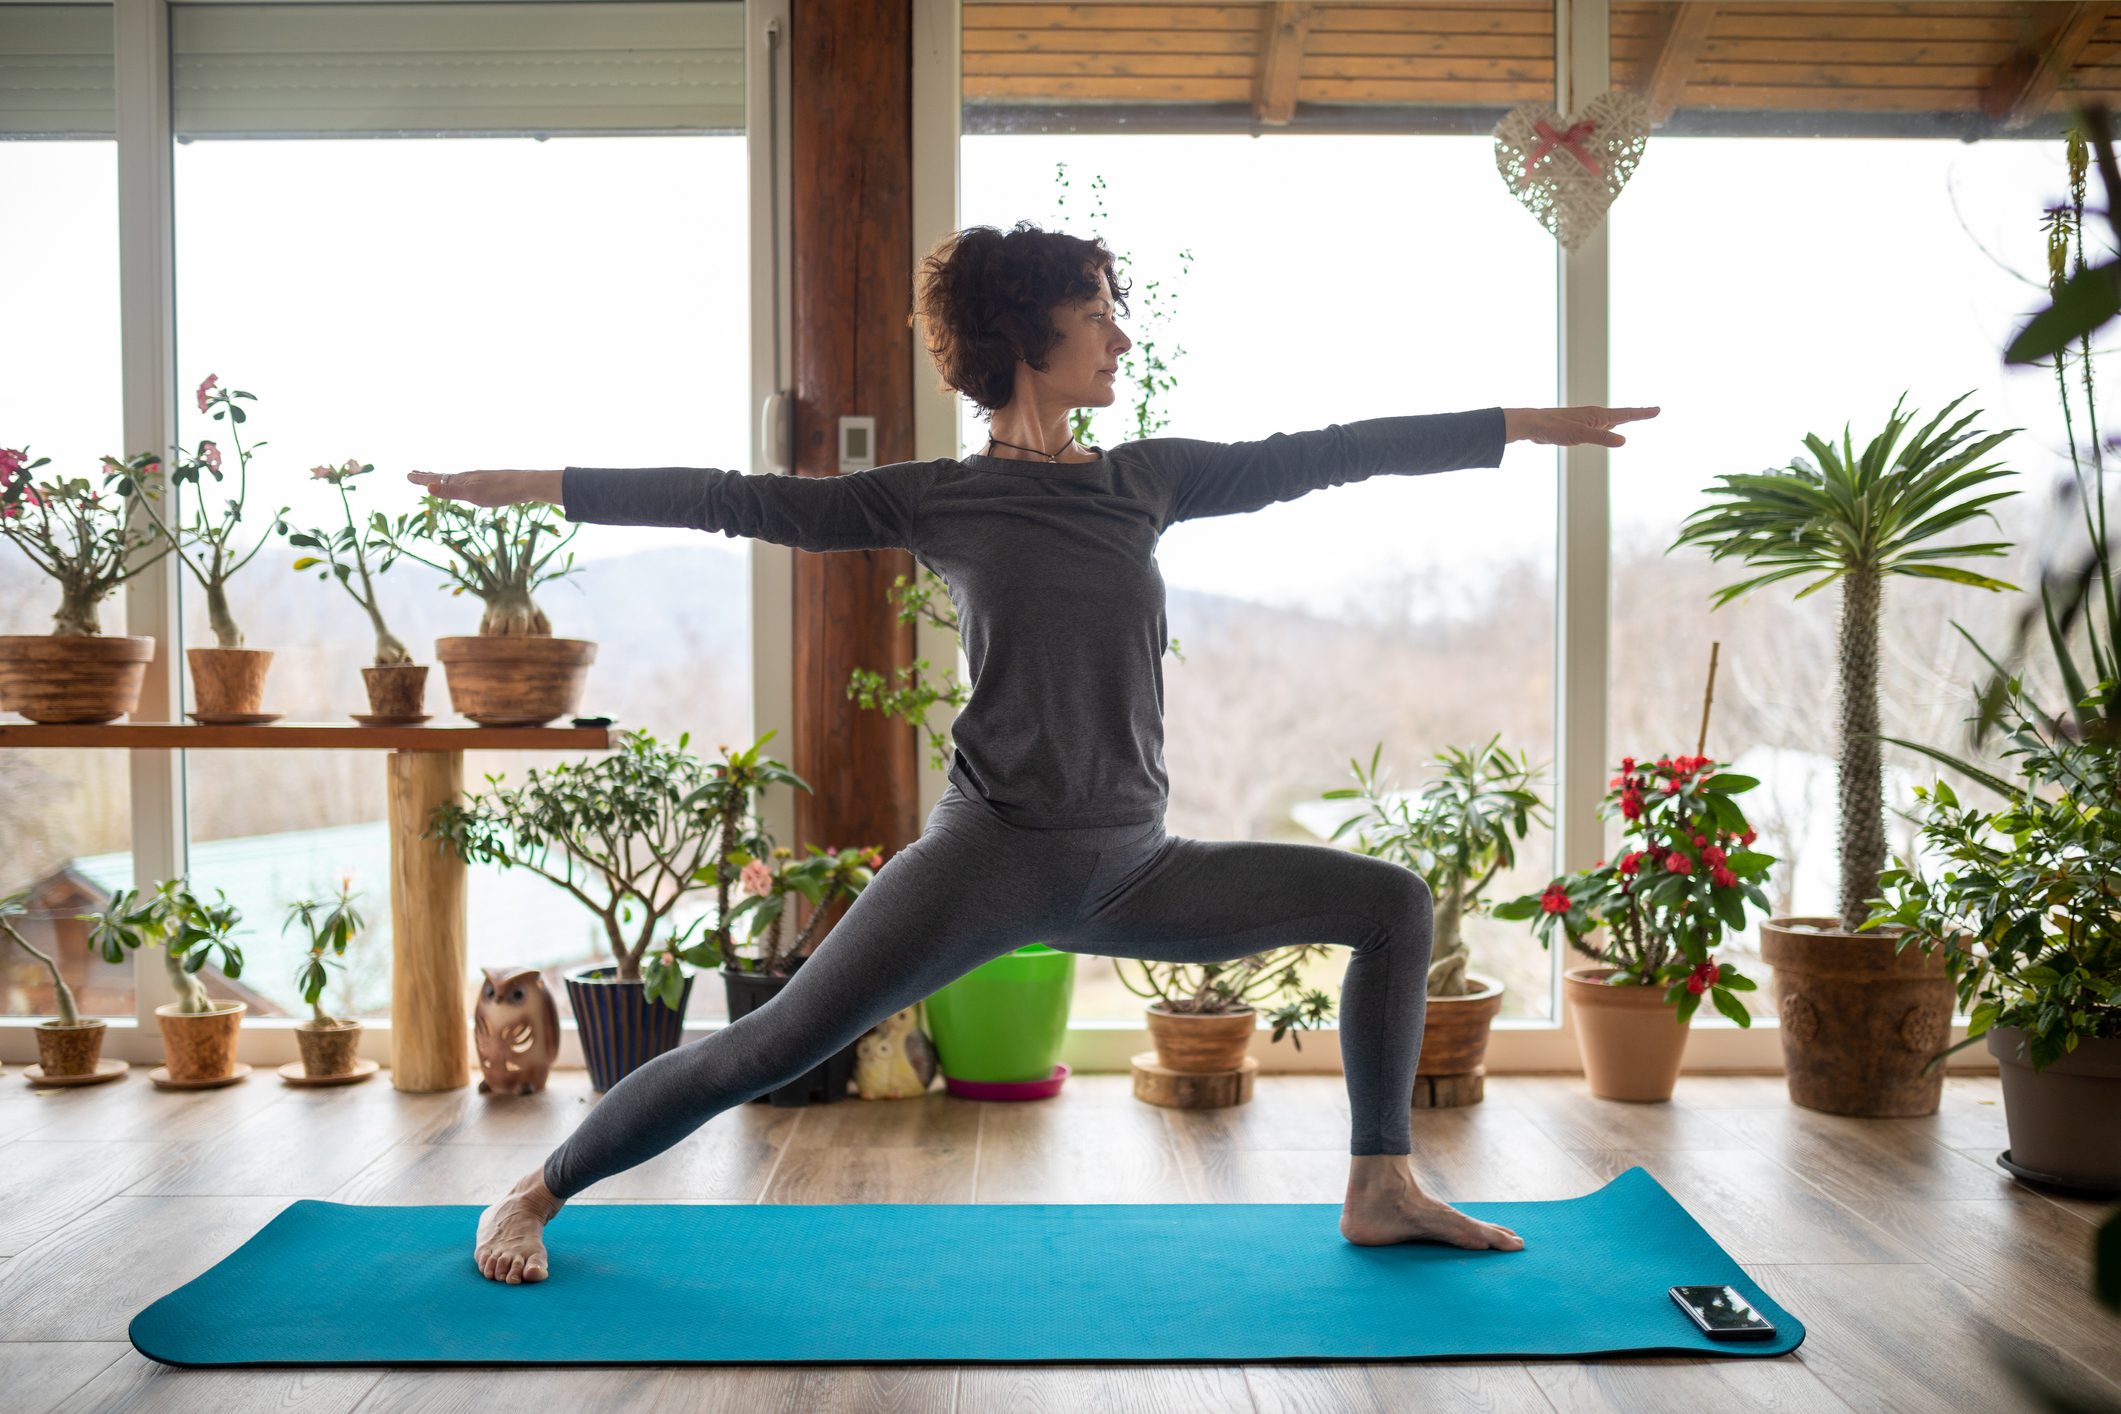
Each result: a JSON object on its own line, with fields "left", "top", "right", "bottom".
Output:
{"left": 1608, "top": 2, "right": 2090, "bottom": 1019}
{"left": 172, "top": 32, "right": 748, "bottom": 1023}
{"left": 960, "top": 133, "right": 1561, "bottom": 1023}
{"left": 0, "top": 8, "right": 132, "bottom": 1021}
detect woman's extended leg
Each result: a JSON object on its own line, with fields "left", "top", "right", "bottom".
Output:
{"left": 1057, "top": 828, "right": 1523, "bottom": 1251}
{"left": 472, "top": 791, "right": 1113, "bottom": 1283}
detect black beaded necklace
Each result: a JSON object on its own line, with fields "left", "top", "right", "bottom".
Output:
{"left": 984, "top": 431, "right": 1083, "bottom": 463}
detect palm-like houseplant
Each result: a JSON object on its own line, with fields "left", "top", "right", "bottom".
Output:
{"left": 1668, "top": 393, "right": 2023, "bottom": 1116}
{"left": 80, "top": 879, "right": 251, "bottom": 1085}
{"left": 1321, "top": 739, "right": 1546, "bottom": 1102}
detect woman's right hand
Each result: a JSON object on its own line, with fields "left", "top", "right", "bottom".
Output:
{"left": 405, "top": 469, "right": 564, "bottom": 508}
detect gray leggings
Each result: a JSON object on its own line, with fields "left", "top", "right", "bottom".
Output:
{"left": 542, "top": 782, "right": 1435, "bottom": 1199}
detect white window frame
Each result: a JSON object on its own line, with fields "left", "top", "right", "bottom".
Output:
{"left": 0, "top": 0, "right": 1997, "bottom": 1076}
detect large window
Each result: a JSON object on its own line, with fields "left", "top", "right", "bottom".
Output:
{"left": 0, "top": 5, "right": 133, "bottom": 1020}
{"left": 960, "top": 132, "right": 1562, "bottom": 1022}
{"left": 1607, "top": 5, "right": 2102, "bottom": 1018}
{"left": 164, "top": 4, "right": 751, "bottom": 1023}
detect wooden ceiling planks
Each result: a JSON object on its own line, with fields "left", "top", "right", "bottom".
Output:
{"left": 961, "top": 1, "right": 2121, "bottom": 126}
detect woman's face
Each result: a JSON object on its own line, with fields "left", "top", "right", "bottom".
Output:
{"left": 1035, "top": 267, "right": 1131, "bottom": 410}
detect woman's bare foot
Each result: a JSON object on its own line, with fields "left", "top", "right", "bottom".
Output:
{"left": 473, "top": 1167, "right": 566, "bottom": 1283}
{"left": 1340, "top": 1155, "right": 1525, "bottom": 1251}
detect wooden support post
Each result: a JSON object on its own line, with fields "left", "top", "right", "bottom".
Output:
{"left": 388, "top": 749, "right": 469, "bottom": 1092}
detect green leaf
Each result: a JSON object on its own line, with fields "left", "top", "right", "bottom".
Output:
{"left": 1701, "top": 774, "right": 1758, "bottom": 793}
{"left": 2005, "top": 259, "right": 2121, "bottom": 365}
{"left": 1711, "top": 986, "right": 1752, "bottom": 1026}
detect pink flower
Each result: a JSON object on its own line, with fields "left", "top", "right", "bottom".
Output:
{"left": 201, "top": 441, "right": 221, "bottom": 474}
{"left": 1665, "top": 853, "right": 1693, "bottom": 875}
{"left": 866, "top": 852, "right": 884, "bottom": 870}
{"left": 311, "top": 464, "right": 337, "bottom": 479}
{"left": 1539, "top": 883, "right": 1571, "bottom": 915}
{"left": 196, "top": 374, "right": 219, "bottom": 412}
{"left": 739, "top": 859, "right": 773, "bottom": 896}
{"left": 1701, "top": 844, "right": 1726, "bottom": 867}
{"left": 1712, "top": 864, "right": 1738, "bottom": 889}
{"left": 0, "top": 447, "right": 23, "bottom": 476}
{"left": 1687, "top": 961, "right": 1721, "bottom": 995}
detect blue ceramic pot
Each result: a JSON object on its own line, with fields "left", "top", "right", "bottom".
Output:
{"left": 564, "top": 964, "right": 693, "bottom": 1092}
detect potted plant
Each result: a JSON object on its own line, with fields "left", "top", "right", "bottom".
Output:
{"left": 0, "top": 886, "right": 137, "bottom": 1081}
{"left": 1324, "top": 737, "right": 1546, "bottom": 1105}
{"left": 283, "top": 877, "right": 367, "bottom": 1079}
{"left": 1867, "top": 708, "right": 2121, "bottom": 1189}
{"left": 923, "top": 943, "right": 1077, "bottom": 1089}
{"left": 0, "top": 444, "right": 167, "bottom": 722}
{"left": 1669, "top": 390, "right": 2023, "bottom": 1116}
{"left": 374, "top": 494, "right": 589, "bottom": 725}
{"left": 104, "top": 374, "right": 292, "bottom": 721}
{"left": 1120, "top": 946, "right": 1339, "bottom": 1079}
{"left": 80, "top": 879, "right": 250, "bottom": 1086}
{"left": 282, "top": 458, "right": 429, "bottom": 722}
{"left": 426, "top": 729, "right": 748, "bottom": 1092}
{"left": 1495, "top": 754, "right": 1770, "bottom": 1102}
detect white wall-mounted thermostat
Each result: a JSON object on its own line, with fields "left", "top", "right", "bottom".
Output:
{"left": 837, "top": 415, "right": 877, "bottom": 472}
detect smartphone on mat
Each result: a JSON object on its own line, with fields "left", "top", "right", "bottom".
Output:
{"left": 1668, "top": 1285, "right": 1777, "bottom": 1340}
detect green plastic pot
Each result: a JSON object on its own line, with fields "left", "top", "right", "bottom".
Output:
{"left": 924, "top": 942, "right": 1076, "bottom": 1082}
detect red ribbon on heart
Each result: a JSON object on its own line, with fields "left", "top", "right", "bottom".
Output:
{"left": 1521, "top": 117, "right": 1605, "bottom": 181}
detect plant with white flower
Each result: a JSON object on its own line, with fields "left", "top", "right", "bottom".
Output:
{"left": 278, "top": 458, "right": 414, "bottom": 666}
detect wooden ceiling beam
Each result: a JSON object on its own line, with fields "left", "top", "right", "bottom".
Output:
{"left": 1635, "top": 2, "right": 1719, "bottom": 129}
{"left": 1982, "top": 1, "right": 2106, "bottom": 130}
{"left": 1254, "top": 2, "right": 1320, "bottom": 125}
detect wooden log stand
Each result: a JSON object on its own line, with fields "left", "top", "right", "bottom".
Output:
{"left": 1130, "top": 1051, "right": 1258, "bottom": 1109}
{"left": 0, "top": 721, "right": 611, "bottom": 1093}
{"left": 1413, "top": 1066, "right": 1486, "bottom": 1108}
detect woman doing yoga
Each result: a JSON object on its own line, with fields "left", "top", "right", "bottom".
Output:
{"left": 409, "top": 221, "right": 1657, "bottom": 1285}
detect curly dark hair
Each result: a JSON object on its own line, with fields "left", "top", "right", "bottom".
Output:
{"left": 909, "top": 221, "right": 1132, "bottom": 417}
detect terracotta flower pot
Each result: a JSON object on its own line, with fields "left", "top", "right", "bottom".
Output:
{"left": 155, "top": 1001, "right": 245, "bottom": 1083}
{"left": 295, "top": 1019, "right": 363, "bottom": 1078}
{"left": 1564, "top": 965, "right": 1692, "bottom": 1102}
{"left": 1760, "top": 915, "right": 1954, "bottom": 1117}
{"left": 1416, "top": 972, "right": 1505, "bottom": 1075}
{"left": 359, "top": 664, "right": 428, "bottom": 720}
{"left": 1988, "top": 1026, "right": 2121, "bottom": 1189}
{"left": 1145, "top": 1003, "right": 1255, "bottom": 1073}
{"left": 186, "top": 646, "right": 273, "bottom": 720}
{"left": 35, "top": 1018, "right": 107, "bottom": 1077}
{"left": 434, "top": 635, "right": 595, "bottom": 726}
{"left": 0, "top": 634, "right": 155, "bottom": 723}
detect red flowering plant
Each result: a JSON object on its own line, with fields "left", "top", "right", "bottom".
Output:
{"left": 1492, "top": 754, "right": 1775, "bottom": 1024}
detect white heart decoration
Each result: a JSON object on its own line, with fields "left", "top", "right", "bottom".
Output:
{"left": 1493, "top": 89, "right": 1650, "bottom": 252}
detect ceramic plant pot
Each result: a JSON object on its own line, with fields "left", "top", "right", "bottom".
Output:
{"left": 294, "top": 1019, "right": 364, "bottom": 1078}
{"left": 1760, "top": 916, "right": 1954, "bottom": 1117}
{"left": 1564, "top": 966, "right": 1691, "bottom": 1102}
{"left": 0, "top": 634, "right": 155, "bottom": 723}
{"left": 1145, "top": 1003, "right": 1256, "bottom": 1074}
{"left": 435, "top": 635, "right": 595, "bottom": 726}
{"left": 358, "top": 664, "right": 429, "bottom": 721}
{"left": 186, "top": 646, "right": 273, "bottom": 720}
{"left": 155, "top": 1001, "right": 246, "bottom": 1083}
{"left": 34, "top": 1018, "right": 108, "bottom": 1077}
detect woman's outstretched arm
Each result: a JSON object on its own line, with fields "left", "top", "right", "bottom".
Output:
{"left": 406, "top": 463, "right": 931, "bottom": 554}
{"left": 1150, "top": 405, "right": 1657, "bottom": 527}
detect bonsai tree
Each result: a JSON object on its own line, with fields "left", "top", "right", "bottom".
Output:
{"left": 281, "top": 459, "right": 415, "bottom": 665}
{"left": 374, "top": 494, "right": 580, "bottom": 637}
{"left": 285, "top": 879, "right": 364, "bottom": 1026}
{"left": 1117, "top": 946, "right": 1339, "bottom": 1050}
{"left": 1669, "top": 390, "right": 2022, "bottom": 931}
{"left": 1495, "top": 754, "right": 1770, "bottom": 1026}
{"left": 0, "top": 445, "right": 170, "bottom": 635}
{"left": 425, "top": 729, "right": 797, "bottom": 1008}
{"left": 101, "top": 374, "right": 290, "bottom": 648}
{"left": 1322, "top": 737, "right": 1548, "bottom": 997}
{"left": 79, "top": 879, "right": 248, "bottom": 1014}
{"left": 724, "top": 843, "right": 883, "bottom": 975}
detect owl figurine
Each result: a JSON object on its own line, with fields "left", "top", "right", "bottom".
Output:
{"left": 854, "top": 1005, "right": 939, "bottom": 1100}
{"left": 473, "top": 965, "right": 561, "bottom": 1096}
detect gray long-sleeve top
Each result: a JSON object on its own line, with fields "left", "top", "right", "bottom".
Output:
{"left": 561, "top": 407, "right": 1508, "bottom": 828}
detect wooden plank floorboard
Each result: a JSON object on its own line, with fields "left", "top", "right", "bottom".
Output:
{"left": 0, "top": 1071, "right": 2112, "bottom": 1414}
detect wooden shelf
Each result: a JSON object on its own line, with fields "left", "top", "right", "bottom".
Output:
{"left": 0, "top": 721, "right": 615, "bottom": 752}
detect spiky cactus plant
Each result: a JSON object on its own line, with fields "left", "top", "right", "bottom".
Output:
{"left": 1671, "top": 391, "right": 2022, "bottom": 931}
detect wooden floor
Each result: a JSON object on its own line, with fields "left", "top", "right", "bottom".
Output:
{"left": 1, "top": 1065, "right": 2115, "bottom": 1413}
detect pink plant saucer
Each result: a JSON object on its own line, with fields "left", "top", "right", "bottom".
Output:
{"left": 942, "top": 1063, "right": 1069, "bottom": 1101}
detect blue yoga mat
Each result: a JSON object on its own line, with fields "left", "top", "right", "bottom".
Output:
{"left": 131, "top": 1166, "right": 1802, "bottom": 1366}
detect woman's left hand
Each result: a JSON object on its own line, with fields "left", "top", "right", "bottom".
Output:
{"left": 1505, "top": 406, "right": 1660, "bottom": 448}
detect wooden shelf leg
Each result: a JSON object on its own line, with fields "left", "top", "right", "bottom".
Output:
{"left": 388, "top": 748, "right": 469, "bottom": 1092}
